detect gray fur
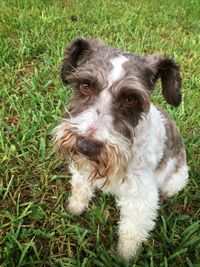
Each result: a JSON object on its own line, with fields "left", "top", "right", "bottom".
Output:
{"left": 156, "top": 108, "right": 186, "bottom": 172}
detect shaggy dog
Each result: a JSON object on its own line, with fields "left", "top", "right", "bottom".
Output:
{"left": 53, "top": 38, "right": 188, "bottom": 260}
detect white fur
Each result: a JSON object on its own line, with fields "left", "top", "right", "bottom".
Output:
{"left": 55, "top": 103, "right": 188, "bottom": 260}
{"left": 158, "top": 164, "right": 189, "bottom": 197}
{"left": 108, "top": 55, "right": 128, "bottom": 85}
{"left": 67, "top": 164, "right": 95, "bottom": 215}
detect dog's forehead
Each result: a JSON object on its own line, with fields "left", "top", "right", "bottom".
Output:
{"left": 108, "top": 55, "right": 128, "bottom": 84}
{"left": 84, "top": 47, "right": 147, "bottom": 87}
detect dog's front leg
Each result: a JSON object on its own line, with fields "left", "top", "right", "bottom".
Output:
{"left": 67, "top": 164, "right": 95, "bottom": 215}
{"left": 117, "top": 172, "right": 159, "bottom": 260}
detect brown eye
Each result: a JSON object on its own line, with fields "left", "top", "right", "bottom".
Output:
{"left": 80, "top": 83, "right": 92, "bottom": 95}
{"left": 122, "top": 96, "right": 138, "bottom": 108}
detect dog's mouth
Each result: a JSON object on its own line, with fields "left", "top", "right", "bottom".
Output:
{"left": 53, "top": 122, "right": 130, "bottom": 185}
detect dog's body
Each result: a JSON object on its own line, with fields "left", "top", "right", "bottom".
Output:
{"left": 53, "top": 39, "right": 188, "bottom": 260}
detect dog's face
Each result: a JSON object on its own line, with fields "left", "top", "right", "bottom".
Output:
{"left": 53, "top": 38, "right": 181, "bottom": 182}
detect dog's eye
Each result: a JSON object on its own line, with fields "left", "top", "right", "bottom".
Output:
{"left": 80, "top": 83, "right": 92, "bottom": 95}
{"left": 122, "top": 96, "right": 138, "bottom": 108}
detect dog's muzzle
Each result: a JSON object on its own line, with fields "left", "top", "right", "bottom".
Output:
{"left": 75, "top": 136, "right": 102, "bottom": 158}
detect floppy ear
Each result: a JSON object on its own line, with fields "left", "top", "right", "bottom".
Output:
{"left": 61, "top": 38, "right": 92, "bottom": 84}
{"left": 146, "top": 55, "right": 182, "bottom": 107}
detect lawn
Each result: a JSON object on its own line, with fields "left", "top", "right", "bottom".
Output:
{"left": 0, "top": 0, "right": 200, "bottom": 266}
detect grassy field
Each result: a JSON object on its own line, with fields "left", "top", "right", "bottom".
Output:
{"left": 0, "top": 0, "right": 200, "bottom": 266}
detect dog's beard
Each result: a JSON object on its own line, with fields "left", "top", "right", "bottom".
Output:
{"left": 53, "top": 122, "right": 130, "bottom": 186}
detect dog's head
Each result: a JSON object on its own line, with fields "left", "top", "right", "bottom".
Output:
{"left": 53, "top": 38, "right": 181, "bottom": 183}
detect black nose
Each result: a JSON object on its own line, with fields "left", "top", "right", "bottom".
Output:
{"left": 75, "top": 137, "right": 102, "bottom": 157}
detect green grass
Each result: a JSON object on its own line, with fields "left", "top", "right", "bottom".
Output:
{"left": 0, "top": 0, "right": 200, "bottom": 266}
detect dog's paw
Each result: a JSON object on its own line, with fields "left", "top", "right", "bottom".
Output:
{"left": 117, "top": 236, "right": 138, "bottom": 261}
{"left": 66, "top": 197, "right": 86, "bottom": 215}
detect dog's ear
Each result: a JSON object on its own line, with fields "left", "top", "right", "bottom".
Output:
{"left": 61, "top": 38, "right": 91, "bottom": 84}
{"left": 145, "top": 55, "right": 182, "bottom": 107}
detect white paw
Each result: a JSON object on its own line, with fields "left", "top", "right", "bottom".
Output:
{"left": 117, "top": 236, "right": 138, "bottom": 261}
{"left": 66, "top": 197, "right": 87, "bottom": 215}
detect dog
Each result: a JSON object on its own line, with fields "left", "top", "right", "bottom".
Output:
{"left": 53, "top": 38, "right": 189, "bottom": 260}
